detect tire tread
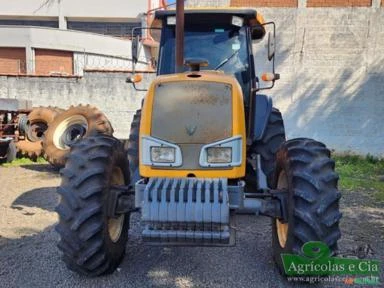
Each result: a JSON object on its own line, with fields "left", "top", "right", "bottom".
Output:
{"left": 55, "top": 135, "right": 129, "bottom": 276}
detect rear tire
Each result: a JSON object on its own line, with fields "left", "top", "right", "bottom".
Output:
{"left": 271, "top": 138, "right": 342, "bottom": 275}
{"left": 55, "top": 135, "right": 130, "bottom": 276}
{"left": 247, "top": 108, "right": 286, "bottom": 188}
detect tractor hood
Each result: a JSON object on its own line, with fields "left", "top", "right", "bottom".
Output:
{"left": 139, "top": 71, "right": 246, "bottom": 177}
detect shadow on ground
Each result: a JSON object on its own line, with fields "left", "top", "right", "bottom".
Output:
{"left": 11, "top": 187, "right": 59, "bottom": 212}
{"left": 0, "top": 214, "right": 293, "bottom": 288}
{"left": 20, "top": 164, "right": 60, "bottom": 173}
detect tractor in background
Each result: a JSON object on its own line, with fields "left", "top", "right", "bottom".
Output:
{"left": 0, "top": 99, "right": 31, "bottom": 163}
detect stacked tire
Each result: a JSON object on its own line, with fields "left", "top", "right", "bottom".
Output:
{"left": 16, "top": 106, "right": 63, "bottom": 160}
{"left": 42, "top": 104, "right": 113, "bottom": 167}
{"left": 14, "top": 104, "right": 113, "bottom": 168}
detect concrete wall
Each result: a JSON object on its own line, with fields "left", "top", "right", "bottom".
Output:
{"left": 0, "top": 72, "right": 155, "bottom": 139}
{"left": 257, "top": 7, "right": 384, "bottom": 157}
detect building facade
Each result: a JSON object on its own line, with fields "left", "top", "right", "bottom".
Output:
{"left": 0, "top": 0, "right": 165, "bottom": 75}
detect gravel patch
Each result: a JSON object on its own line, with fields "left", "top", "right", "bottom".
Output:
{"left": 0, "top": 165, "right": 382, "bottom": 288}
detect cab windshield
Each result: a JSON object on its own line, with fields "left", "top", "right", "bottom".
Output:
{"left": 158, "top": 17, "right": 251, "bottom": 100}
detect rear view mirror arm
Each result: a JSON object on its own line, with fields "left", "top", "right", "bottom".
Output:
{"left": 132, "top": 83, "right": 147, "bottom": 92}
{"left": 127, "top": 27, "right": 160, "bottom": 92}
{"left": 255, "top": 21, "right": 278, "bottom": 92}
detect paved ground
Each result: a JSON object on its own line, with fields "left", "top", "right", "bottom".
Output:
{"left": 0, "top": 165, "right": 383, "bottom": 288}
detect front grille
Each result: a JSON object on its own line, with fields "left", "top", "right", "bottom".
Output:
{"left": 151, "top": 81, "right": 232, "bottom": 170}
{"left": 151, "top": 81, "right": 232, "bottom": 144}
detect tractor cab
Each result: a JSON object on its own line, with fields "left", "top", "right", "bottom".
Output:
{"left": 129, "top": 9, "right": 280, "bottom": 143}
{"left": 155, "top": 9, "right": 265, "bottom": 104}
{"left": 148, "top": 9, "right": 277, "bottom": 107}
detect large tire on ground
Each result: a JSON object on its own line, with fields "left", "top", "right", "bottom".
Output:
{"left": 43, "top": 104, "right": 114, "bottom": 168}
{"left": 0, "top": 140, "right": 16, "bottom": 164}
{"left": 16, "top": 107, "right": 61, "bottom": 159}
{"left": 52, "top": 107, "right": 65, "bottom": 114}
{"left": 271, "top": 138, "right": 342, "bottom": 275}
{"left": 6, "top": 141, "right": 16, "bottom": 163}
{"left": 247, "top": 108, "right": 286, "bottom": 189}
{"left": 26, "top": 106, "right": 62, "bottom": 142}
{"left": 17, "top": 114, "right": 29, "bottom": 135}
{"left": 15, "top": 140, "right": 43, "bottom": 161}
{"left": 55, "top": 135, "right": 130, "bottom": 276}
{"left": 124, "top": 109, "right": 141, "bottom": 185}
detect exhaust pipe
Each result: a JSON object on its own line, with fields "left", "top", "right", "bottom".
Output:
{"left": 175, "top": 0, "right": 184, "bottom": 73}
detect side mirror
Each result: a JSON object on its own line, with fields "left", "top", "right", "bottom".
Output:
{"left": 126, "top": 74, "right": 143, "bottom": 84}
{"left": 132, "top": 36, "right": 139, "bottom": 64}
{"left": 267, "top": 32, "right": 275, "bottom": 61}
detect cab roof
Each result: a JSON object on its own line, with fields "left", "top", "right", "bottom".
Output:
{"left": 154, "top": 8, "right": 265, "bottom": 26}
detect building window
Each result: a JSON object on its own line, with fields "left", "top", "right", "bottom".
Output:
{"left": 67, "top": 21, "right": 141, "bottom": 38}
{"left": 0, "top": 20, "right": 58, "bottom": 28}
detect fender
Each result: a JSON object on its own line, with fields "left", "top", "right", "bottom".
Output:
{"left": 253, "top": 94, "right": 272, "bottom": 141}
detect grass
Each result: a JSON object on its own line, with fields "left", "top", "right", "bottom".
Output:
{"left": 334, "top": 154, "right": 384, "bottom": 202}
{"left": 1, "top": 157, "right": 47, "bottom": 167}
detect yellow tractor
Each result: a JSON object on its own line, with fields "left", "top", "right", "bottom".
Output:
{"left": 55, "top": 3, "right": 341, "bottom": 277}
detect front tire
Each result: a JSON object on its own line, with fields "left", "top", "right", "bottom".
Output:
{"left": 55, "top": 135, "right": 130, "bottom": 276}
{"left": 271, "top": 138, "right": 342, "bottom": 274}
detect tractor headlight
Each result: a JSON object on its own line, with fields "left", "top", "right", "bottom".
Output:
{"left": 151, "top": 146, "right": 175, "bottom": 163}
{"left": 199, "top": 136, "right": 242, "bottom": 167}
{"left": 207, "top": 147, "right": 232, "bottom": 163}
{"left": 141, "top": 136, "right": 182, "bottom": 167}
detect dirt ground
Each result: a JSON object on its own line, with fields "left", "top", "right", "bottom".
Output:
{"left": 0, "top": 164, "right": 383, "bottom": 288}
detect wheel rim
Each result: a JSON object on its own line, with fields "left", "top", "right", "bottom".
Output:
{"left": 108, "top": 166, "right": 125, "bottom": 243}
{"left": 53, "top": 115, "right": 88, "bottom": 150}
{"left": 27, "top": 121, "right": 48, "bottom": 142}
{"left": 276, "top": 170, "right": 289, "bottom": 248}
